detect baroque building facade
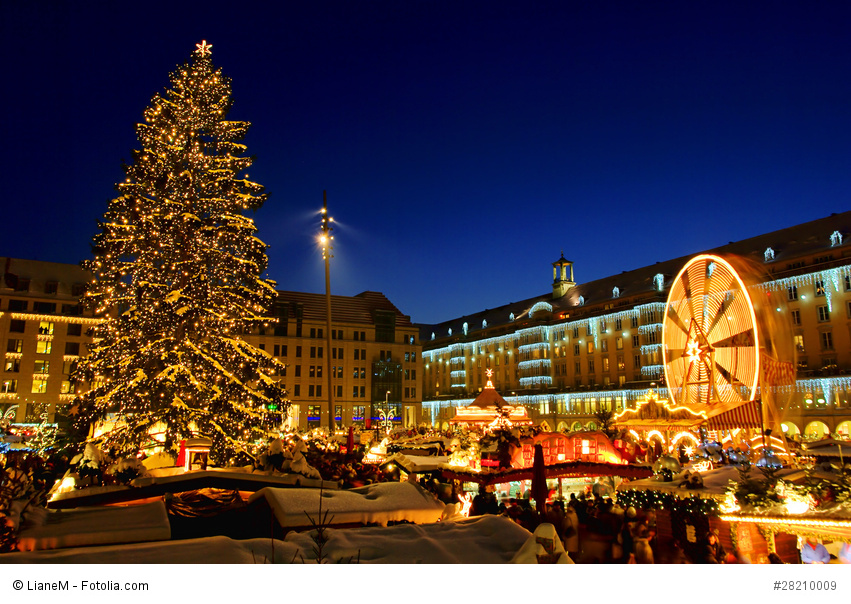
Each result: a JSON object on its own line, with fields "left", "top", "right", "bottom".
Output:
{"left": 418, "top": 212, "right": 851, "bottom": 442}
{"left": 0, "top": 258, "right": 421, "bottom": 431}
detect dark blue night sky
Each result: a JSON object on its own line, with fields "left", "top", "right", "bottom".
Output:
{"left": 2, "top": 1, "right": 850, "bottom": 324}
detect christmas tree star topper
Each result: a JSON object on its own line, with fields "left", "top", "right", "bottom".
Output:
{"left": 195, "top": 40, "right": 213, "bottom": 56}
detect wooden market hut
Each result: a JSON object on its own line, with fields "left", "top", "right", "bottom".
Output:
{"left": 450, "top": 372, "right": 532, "bottom": 428}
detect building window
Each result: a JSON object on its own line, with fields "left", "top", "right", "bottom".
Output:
{"left": 616, "top": 337, "right": 623, "bottom": 350}
{"left": 34, "top": 302, "right": 55, "bottom": 314}
{"left": 633, "top": 354, "right": 641, "bottom": 368}
{"left": 814, "top": 281, "right": 825, "bottom": 297}
{"left": 588, "top": 359, "right": 595, "bottom": 373}
{"left": 602, "top": 357, "right": 610, "bottom": 372}
{"left": 7, "top": 339, "right": 23, "bottom": 354}
{"left": 67, "top": 323, "right": 82, "bottom": 337}
{"left": 8, "top": 299, "right": 27, "bottom": 312}
{"left": 586, "top": 342, "right": 594, "bottom": 354}
{"left": 572, "top": 326, "right": 579, "bottom": 338}
{"left": 34, "top": 360, "right": 50, "bottom": 374}
{"left": 573, "top": 344, "right": 580, "bottom": 356}
{"left": 821, "top": 331, "right": 834, "bottom": 350}
{"left": 791, "top": 309, "right": 801, "bottom": 325}
{"left": 2, "top": 380, "right": 17, "bottom": 393}
{"left": 632, "top": 335, "right": 640, "bottom": 347}
{"left": 617, "top": 355, "right": 625, "bottom": 371}
{"left": 817, "top": 305, "right": 830, "bottom": 322}
{"left": 615, "top": 319, "right": 622, "bottom": 331}
{"left": 9, "top": 319, "right": 25, "bottom": 333}
{"left": 631, "top": 316, "right": 638, "bottom": 329}
{"left": 31, "top": 380, "right": 47, "bottom": 394}
{"left": 293, "top": 384, "right": 300, "bottom": 397}
{"left": 296, "top": 346, "right": 302, "bottom": 358}
{"left": 15, "top": 278, "right": 30, "bottom": 292}
{"left": 64, "top": 342, "right": 80, "bottom": 356}
{"left": 794, "top": 334, "right": 805, "bottom": 353}
{"left": 307, "top": 405, "right": 321, "bottom": 428}
{"left": 4, "top": 359, "right": 20, "bottom": 373}
{"left": 35, "top": 340, "right": 51, "bottom": 355}
{"left": 787, "top": 286, "right": 798, "bottom": 301}
{"left": 36, "top": 321, "right": 54, "bottom": 336}
{"left": 295, "top": 366, "right": 301, "bottom": 377}
{"left": 601, "top": 339, "right": 608, "bottom": 352}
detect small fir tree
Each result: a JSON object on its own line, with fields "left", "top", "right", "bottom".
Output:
{"left": 73, "top": 41, "right": 287, "bottom": 465}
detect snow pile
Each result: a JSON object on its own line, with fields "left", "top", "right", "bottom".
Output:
{"left": 249, "top": 481, "right": 446, "bottom": 528}
{"left": 510, "top": 522, "right": 574, "bottom": 564}
{"left": 384, "top": 452, "right": 450, "bottom": 473}
{"left": 16, "top": 500, "right": 171, "bottom": 552}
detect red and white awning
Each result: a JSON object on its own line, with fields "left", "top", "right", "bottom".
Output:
{"left": 707, "top": 400, "right": 762, "bottom": 431}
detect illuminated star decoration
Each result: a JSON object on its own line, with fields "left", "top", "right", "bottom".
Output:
{"left": 685, "top": 338, "right": 702, "bottom": 364}
{"left": 195, "top": 40, "right": 213, "bottom": 56}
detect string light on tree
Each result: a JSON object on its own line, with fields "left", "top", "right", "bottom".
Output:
{"left": 72, "top": 41, "right": 288, "bottom": 464}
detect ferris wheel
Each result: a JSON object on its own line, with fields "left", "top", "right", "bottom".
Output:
{"left": 662, "top": 254, "right": 761, "bottom": 411}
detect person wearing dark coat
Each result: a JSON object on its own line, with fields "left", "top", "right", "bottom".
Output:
{"left": 701, "top": 530, "right": 727, "bottom": 563}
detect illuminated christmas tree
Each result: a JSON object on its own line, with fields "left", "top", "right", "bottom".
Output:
{"left": 73, "top": 41, "right": 288, "bottom": 464}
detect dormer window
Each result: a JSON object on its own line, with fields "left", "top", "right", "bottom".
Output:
{"left": 831, "top": 230, "right": 843, "bottom": 247}
{"left": 612, "top": 286, "right": 620, "bottom": 299}
{"left": 509, "top": 313, "right": 515, "bottom": 322}
{"left": 654, "top": 273, "right": 664, "bottom": 291}
{"left": 463, "top": 322, "right": 468, "bottom": 336}
{"left": 482, "top": 319, "right": 487, "bottom": 329}
{"left": 764, "top": 247, "right": 775, "bottom": 262}
{"left": 578, "top": 295, "right": 585, "bottom": 306}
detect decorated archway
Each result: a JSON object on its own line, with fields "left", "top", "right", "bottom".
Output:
{"left": 803, "top": 420, "right": 830, "bottom": 440}
{"left": 780, "top": 421, "right": 801, "bottom": 438}
{"left": 836, "top": 420, "right": 851, "bottom": 440}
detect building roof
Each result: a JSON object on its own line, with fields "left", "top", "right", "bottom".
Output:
{"left": 419, "top": 210, "right": 851, "bottom": 343}
{"left": 274, "top": 290, "right": 414, "bottom": 328}
{"left": 0, "top": 257, "right": 91, "bottom": 299}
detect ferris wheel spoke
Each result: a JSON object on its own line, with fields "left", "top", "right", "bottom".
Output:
{"left": 704, "top": 289, "right": 737, "bottom": 336}
{"left": 714, "top": 346, "right": 757, "bottom": 389}
{"left": 713, "top": 364, "right": 750, "bottom": 403}
{"left": 665, "top": 304, "right": 690, "bottom": 337}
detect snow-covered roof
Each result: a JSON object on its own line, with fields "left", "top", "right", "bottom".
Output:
{"left": 1, "top": 515, "right": 533, "bottom": 564}
{"left": 247, "top": 481, "right": 446, "bottom": 528}
{"left": 16, "top": 500, "right": 170, "bottom": 552}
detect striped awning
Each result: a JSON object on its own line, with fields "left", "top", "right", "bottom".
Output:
{"left": 707, "top": 400, "right": 762, "bottom": 431}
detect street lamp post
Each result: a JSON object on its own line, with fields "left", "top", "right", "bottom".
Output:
{"left": 320, "top": 192, "right": 335, "bottom": 433}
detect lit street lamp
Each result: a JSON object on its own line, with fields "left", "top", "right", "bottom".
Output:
{"left": 319, "top": 192, "right": 335, "bottom": 433}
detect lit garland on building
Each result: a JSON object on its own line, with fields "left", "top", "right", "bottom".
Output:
{"left": 616, "top": 490, "right": 720, "bottom": 515}
{"left": 72, "top": 42, "right": 288, "bottom": 464}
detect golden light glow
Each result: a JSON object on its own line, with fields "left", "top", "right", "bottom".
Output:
{"left": 719, "top": 515, "right": 851, "bottom": 529}
{"left": 662, "top": 254, "right": 761, "bottom": 407}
